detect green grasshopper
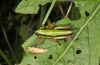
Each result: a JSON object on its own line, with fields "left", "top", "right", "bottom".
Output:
{"left": 35, "top": 26, "right": 73, "bottom": 38}
{"left": 34, "top": 25, "right": 73, "bottom": 45}
{"left": 28, "top": 25, "right": 73, "bottom": 54}
{"left": 27, "top": 0, "right": 74, "bottom": 53}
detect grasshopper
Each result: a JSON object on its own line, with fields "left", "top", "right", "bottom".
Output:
{"left": 27, "top": 0, "right": 74, "bottom": 53}
{"left": 34, "top": 25, "right": 74, "bottom": 45}
{"left": 35, "top": 26, "right": 73, "bottom": 39}
{"left": 28, "top": 25, "right": 73, "bottom": 54}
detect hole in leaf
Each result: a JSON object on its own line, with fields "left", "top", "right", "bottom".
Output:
{"left": 85, "top": 11, "right": 89, "bottom": 16}
{"left": 76, "top": 49, "right": 81, "bottom": 54}
{"left": 34, "top": 56, "right": 37, "bottom": 59}
{"left": 48, "top": 55, "right": 53, "bottom": 59}
{"left": 68, "top": 2, "right": 81, "bottom": 20}
{"left": 39, "top": 4, "right": 42, "bottom": 7}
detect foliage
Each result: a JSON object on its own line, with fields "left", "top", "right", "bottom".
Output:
{"left": 15, "top": 0, "right": 100, "bottom": 65}
{"left": 0, "top": 0, "right": 100, "bottom": 65}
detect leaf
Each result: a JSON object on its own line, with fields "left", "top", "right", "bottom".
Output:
{"left": 55, "top": 18, "right": 72, "bottom": 26}
{"left": 19, "top": 1, "right": 100, "bottom": 65}
{"left": 15, "top": 0, "right": 65, "bottom": 14}
{"left": 53, "top": 1, "right": 100, "bottom": 65}
{"left": 71, "top": 1, "right": 100, "bottom": 65}
{"left": 15, "top": 0, "right": 51, "bottom": 14}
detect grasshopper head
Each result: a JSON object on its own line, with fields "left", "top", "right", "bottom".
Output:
{"left": 35, "top": 30, "right": 41, "bottom": 35}
{"left": 35, "top": 30, "right": 39, "bottom": 34}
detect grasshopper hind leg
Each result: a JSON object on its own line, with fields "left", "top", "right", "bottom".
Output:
{"left": 49, "top": 37, "right": 64, "bottom": 46}
{"left": 33, "top": 36, "right": 45, "bottom": 47}
{"left": 54, "top": 26, "right": 73, "bottom": 30}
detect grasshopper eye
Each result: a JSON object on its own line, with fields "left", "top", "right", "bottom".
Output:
{"left": 35, "top": 31, "right": 38, "bottom": 34}
{"left": 35, "top": 31, "right": 39, "bottom": 35}
{"left": 48, "top": 54, "right": 53, "bottom": 59}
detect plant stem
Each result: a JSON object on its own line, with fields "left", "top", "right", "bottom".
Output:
{"left": 39, "top": 5, "right": 47, "bottom": 24}
{"left": 42, "top": 0, "right": 56, "bottom": 27}
{"left": 1, "top": 26, "right": 18, "bottom": 63}
{"left": 53, "top": 4, "right": 100, "bottom": 65}
{"left": 0, "top": 49, "right": 12, "bottom": 65}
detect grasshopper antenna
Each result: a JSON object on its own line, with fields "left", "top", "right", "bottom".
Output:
{"left": 21, "top": 23, "right": 34, "bottom": 31}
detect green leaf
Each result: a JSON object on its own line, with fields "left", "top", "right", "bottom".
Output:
{"left": 55, "top": 18, "right": 72, "bottom": 26}
{"left": 19, "top": 1, "right": 100, "bottom": 65}
{"left": 15, "top": 0, "right": 51, "bottom": 14}
{"left": 15, "top": 0, "right": 65, "bottom": 14}
{"left": 53, "top": 1, "right": 100, "bottom": 65}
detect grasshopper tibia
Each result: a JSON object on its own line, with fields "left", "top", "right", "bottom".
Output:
{"left": 54, "top": 26, "right": 73, "bottom": 30}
